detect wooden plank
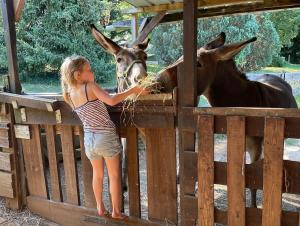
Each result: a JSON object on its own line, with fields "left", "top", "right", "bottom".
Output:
{"left": 21, "top": 124, "right": 48, "bottom": 198}
{"left": 126, "top": 127, "right": 140, "bottom": 217}
{"left": 13, "top": 0, "right": 25, "bottom": 22}
{"left": 0, "top": 171, "right": 14, "bottom": 198}
{"left": 1, "top": 0, "right": 22, "bottom": 94}
{"left": 227, "top": 116, "right": 246, "bottom": 226}
{"left": 185, "top": 154, "right": 300, "bottom": 196}
{"left": 262, "top": 117, "right": 285, "bottom": 226}
{"left": 181, "top": 108, "right": 300, "bottom": 139}
{"left": 131, "top": 11, "right": 166, "bottom": 46}
{"left": 197, "top": 115, "right": 214, "bottom": 226}
{"left": 145, "top": 128, "right": 177, "bottom": 224}
{"left": 0, "top": 151, "right": 13, "bottom": 171}
{"left": 159, "top": 1, "right": 300, "bottom": 24}
{"left": 123, "top": 0, "right": 260, "bottom": 14}
{"left": 60, "top": 125, "right": 80, "bottom": 205}
{"left": 79, "top": 127, "right": 96, "bottom": 208}
{"left": 45, "top": 125, "right": 62, "bottom": 202}
{"left": 192, "top": 107, "right": 300, "bottom": 118}
{"left": 14, "top": 106, "right": 175, "bottom": 128}
{"left": 0, "top": 123, "right": 10, "bottom": 148}
{"left": 0, "top": 92, "right": 61, "bottom": 111}
{"left": 83, "top": 215, "right": 164, "bottom": 226}
{"left": 14, "top": 124, "right": 30, "bottom": 139}
{"left": 26, "top": 196, "right": 163, "bottom": 226}
{"left": 184, "top": 195, "right": 300, "bottom": 226}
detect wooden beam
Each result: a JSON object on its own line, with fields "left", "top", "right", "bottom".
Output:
{"left": 0, "top": 92, "right": 61, "bottom": 111}
{"left": 13, "top": 0, "right": 25, "bottom": 22}
{"left": 1, "top": 0, "right": 22, "bottom": 94}
{"left": 27, "top": 196, "right": 163, "bottom": 226}
{"left": 131, "top": 11, "right": 166, "bottom": 46}
{"left": 131, "top": 14, "right": 139, "bottom": 41}
{"left": 122, "top": 0, "right": 261, "bottom": 14}
{"left": 159, "top": 1, "right": 300, "bottom": 24}
{"left": 123, "top": 0, "right": 300, "bottom": 15}
{"left": 191, "top": 107, "right": 300, "bottom": 118}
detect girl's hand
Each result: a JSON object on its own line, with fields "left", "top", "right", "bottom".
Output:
{"left": 133, "top": 85, "right": 149, "bottom": 96}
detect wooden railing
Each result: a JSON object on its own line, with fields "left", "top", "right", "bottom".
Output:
{"left": 181, "top": 107, "right": 300, "bottom": 226}
{"left": 0, "top": 91, "right": 178, "bottom": 226}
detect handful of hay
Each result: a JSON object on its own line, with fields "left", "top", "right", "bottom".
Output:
{"left": 121, "top": 72, "right": 163, "bottom": 126}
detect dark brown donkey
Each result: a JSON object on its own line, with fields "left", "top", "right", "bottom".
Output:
{"left": 90, "top": 24, "right": 150, "bottom": 190}
{"left": 156, "top": 32, "right": 298, "bottom": 207}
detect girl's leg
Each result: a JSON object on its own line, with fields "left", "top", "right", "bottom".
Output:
{"left": 105, "top": 153, "right": 125, "bottom": 219}
{"left": 90, "top": 158, "right": 107, "bottom": 216}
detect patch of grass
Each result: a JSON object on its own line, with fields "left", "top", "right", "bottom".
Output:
{"left": 285, "top": 138, "right": 300, "bottom": 146}
{"left": 255, "top": 63, "right": 300, "bottom": 74}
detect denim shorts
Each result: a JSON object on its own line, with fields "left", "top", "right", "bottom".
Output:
{"left": 84, "top": 131, "right": 122, "bottom": 160}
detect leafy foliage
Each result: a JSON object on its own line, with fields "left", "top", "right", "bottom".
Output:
{"left": 0, "top": 0, "right": 127, "bottom": 82}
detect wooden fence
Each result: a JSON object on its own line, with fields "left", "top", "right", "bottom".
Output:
{"left": 0, "top": 92, "right": 177, "bottom": 226}
{"left": 181, "top": 107, "right": 300, "bottom": 226}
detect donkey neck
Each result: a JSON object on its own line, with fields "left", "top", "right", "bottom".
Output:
{"left": 205, "top": 60, "right": 257, "bottom": 107}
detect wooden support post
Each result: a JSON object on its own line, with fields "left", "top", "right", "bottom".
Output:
{"left": 1, "top": 0, "right": 25, "bottom": 209}
{"left": 1, "top": 0, "right": 22, "bottom": 94}
{"left": 13, "top": 0, "right": 25, "bottom": 22}
{"left": 131, "top": 11, "right": 166, "bottom": 46}
{"left": 131, "top": 14, "right": 139, "bottom": 42}
{"left": 178, "top": 0, "right": 198, "bottom": 225}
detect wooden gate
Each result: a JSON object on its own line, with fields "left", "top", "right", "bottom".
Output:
{"left": 180, "top": 107, "right": 300, "bottom": 226}
{"left": 3, "top": 93, "right": 177, "bottom": 226}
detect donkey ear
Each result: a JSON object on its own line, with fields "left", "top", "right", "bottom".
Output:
{"left": 215, "top": 37, "right": 257, "bottom": 61}
{"left": 204, "top": 32, "right": 226, "bottom": 50}
{"left": 134, "top": 38, "right": 150, "bottom": 50}
{"left": 90, "top": 24, "right": 121, "bottom": 55}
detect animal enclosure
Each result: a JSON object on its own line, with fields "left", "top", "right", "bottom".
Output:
{"left": 1, "top": 0, "right": 300, "bottom": 226}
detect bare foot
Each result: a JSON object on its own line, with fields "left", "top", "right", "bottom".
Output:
{"left": 97, "top": 204, "right": 109, "bottom": 217}
{"left": 111, "top": 213, "right": 127, "bottom": 220}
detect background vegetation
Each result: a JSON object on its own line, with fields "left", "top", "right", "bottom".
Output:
{"left": 0, "top": 1, "right": 299, "bottom": 93}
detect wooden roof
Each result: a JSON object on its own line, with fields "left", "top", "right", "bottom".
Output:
{"left": 123, "top": 0, "right": 300, "bottom": 14}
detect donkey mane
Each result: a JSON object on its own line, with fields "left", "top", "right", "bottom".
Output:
{"left": 220, "top": 60, "right": 249, "bottom": 81}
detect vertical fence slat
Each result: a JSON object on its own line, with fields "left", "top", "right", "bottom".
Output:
{"left": 198, "top": 115, "right": 214, "bottom": 226}
{"left": 45, "top": 125, "right": 62, "bottom": 202}
{"left": 262, "top": 117, "right": 285, "bottom": 226}
{"left": 60, "top": 125, "right": 79, "bottom": 205}
{"left": 127, "top": 127, "right": 140, "bottom": 217}
{"left": 146, "top": 128, "right": 177, "bottom": 224}
{"left": 22, "top": 124, "right": 48, "bottom": 198}
{"left": 227, "top": 116, "right": 246, "bottom": 226}
{"left": 79, "top": 127, "right": 96, "bottom": 208}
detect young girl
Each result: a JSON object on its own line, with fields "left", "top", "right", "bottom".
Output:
{"left": 60, "top": 55, "right": 147, "bottom": 219}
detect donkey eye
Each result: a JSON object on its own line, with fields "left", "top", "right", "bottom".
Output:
{"left": 117, "top": 57, "right": 122, "bottom": 63}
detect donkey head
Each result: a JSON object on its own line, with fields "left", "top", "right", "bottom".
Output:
{"left": 91, "top": 24, "right": 149, "bottom": 92}
{"left": 196, "top": 33, "right": 257, "bottom": 95}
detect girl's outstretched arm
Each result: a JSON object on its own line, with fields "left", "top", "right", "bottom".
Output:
{"left": 90, "top": 82, "right": 147, "bottom": 106}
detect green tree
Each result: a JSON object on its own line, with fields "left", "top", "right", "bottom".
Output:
{"left": 150, "top": 13, "right": 282, "bottom": 71}
{"left": 269, "top": 9, "right": 300, "bottom": 48}
{"left": 0, "top": 0, "right": 127, "bottom": 83}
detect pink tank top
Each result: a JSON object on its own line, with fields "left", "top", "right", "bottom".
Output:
{"left": 70, "top": 83, "right": 116, "bottom": 133}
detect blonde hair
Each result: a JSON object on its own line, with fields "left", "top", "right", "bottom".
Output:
{"left": 60, "top": 55, "right": 89, "bottom": 105}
